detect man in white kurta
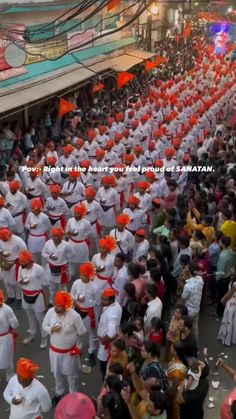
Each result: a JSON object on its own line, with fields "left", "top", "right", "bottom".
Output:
{"left": 66, "top": 203, "right": 92, "bottom": 278}
{"left": 97, "top": 288, "right": 122, "bottom": 380}
{"left": 25, "top": 198, "right": 51, "bottom": 265}
{"left": 91, "top": 236, "right": 116, "bottom": 303}
{"left": 42, "top": 291, "right": 86, "bottom": 405}
{"left": 61, "top": 172, "right": 85, "bottom": 209}
{"left": 0, "top": 197, "right": 15, "bottom": 229}
{"left": 5, "top": 181, "right": 28, "bottom": 239}
{"left": 110, "top": 214, "right": 134, "bottom": 260}
{"left": 112, "top": 253, "right": 129, "bottom": 307}
{"left": 0, "top": 289, "right": 18, "bottom": 381}
{"left": 42, "top": 227, "right": 74, "bottom": 304}
{"left": 18, "top": 250, "right": 49, "bottom": 348}
{"left": 71, "top": 262, "right": 98, "bottom": 366}
{"left": 82, "top": 186, "right": 103, "bottom": 253}
{"left": 96, "top": 177, "right": 119, "bottom": 235}
{"left": 133, "top": 229, "right": 150, "bottom": 263}
{"left": 4, "top": 357, "right": 51, "bottom": 419}
{"left": 45, "top": 184, "right": 69, "bottom": 229}
{"left": 0, "top": 229, "right": 27, "bottom": 308}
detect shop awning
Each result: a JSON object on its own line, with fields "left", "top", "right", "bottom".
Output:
{"left": 127, "top": 50, "right": 155, "bottom": 60}
{"left": 0, "top": 67, "right": 94, "bottom": 114}
{"left": 110, "top": 54, "right": 143, "bottom": 72}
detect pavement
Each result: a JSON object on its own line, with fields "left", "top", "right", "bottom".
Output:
{"left": 0, "top": 297, "right": 235, "bottom": 419}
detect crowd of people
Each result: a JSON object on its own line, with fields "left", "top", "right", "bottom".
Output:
{"left": 0, "top": 21, "right": 236, "bottom": 419}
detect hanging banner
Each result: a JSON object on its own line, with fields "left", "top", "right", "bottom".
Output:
{"left": 67, "top": 30, "right": 96, "bottom": 52}
{"left": 25, "top": 37, "right": 67, "bottom": 64}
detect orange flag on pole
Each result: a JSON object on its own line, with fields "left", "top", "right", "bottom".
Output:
{"left": 92, "top": 82, "right": 105, "bottom": 93}
{"left": 108, "top": 0, "right": 120, "bottom": 11}
{"left": 58, "top": 98, "right": 76, "bottom": 116}
{"left": 155, "top": 56, "right": 168, "bottom": 66}
{"left": 145, "top": 60, "right": 157, "bottom": 72}
{"left": 183, "top": 22, "right": 192, "bottom": 38}
{"left": 117, "top": 72, "right": 135, "bottom": 89}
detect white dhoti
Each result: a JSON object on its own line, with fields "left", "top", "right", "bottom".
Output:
{"left": 68, "top": 238, "right": 89, "bottom": 277}
{"left": 22, "top": 291, "right": 47, "bottom": 339}
{"left": 49, "top": 347, "right": 80, "bottom": 395}
{"left": 0, "top": 332, "right": 14, "bottom": 380}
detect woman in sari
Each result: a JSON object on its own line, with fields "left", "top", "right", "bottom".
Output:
{"left": 166, "top": 342, "right": 188, "bottom": 419}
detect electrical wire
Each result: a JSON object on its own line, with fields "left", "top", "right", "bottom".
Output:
{"left": 0, "top": 0, "right": 111, "bottom": 41}
{"left": 0, "top": 0, "right": 142, "bottom": 51}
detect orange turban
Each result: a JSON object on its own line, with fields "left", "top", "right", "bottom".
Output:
{"left": 69, "top": 170, "right": 81, "bottom": 179}
{"left": 137, "top": 181, "right": 150, "bottom": 190}
{"left": 0, "top": 228, "right": 12, "bottom": 241}
{"left": 173, "top": 138, "right": 181, "bottom": 147}
{"left": 85, "top": 186, "right": 96, "bottom": 198}
{"left": 165, "top": 148, "right": 175, "bottom": 157}
{"left": 51, "top": 227, "right": 65, "bottom": 237}
{"left": 17, "top": 358, "right": 39, "bottom": 380}
{"left": 124, "top": 154, "right": 135, "bottom": 163}
{"left": 101, "top": 175, "right": 116, "bottom": 187}
{"left": 80, "top": 262, "right": 96, "bottom": 280}
{"left": 74, "top": 202, "right": 87, "bottom": 217}
{"left": 128, "top": 196, "right": 140, "bottom": 206}
{"left": 115, "top": 133, "right": 123, "bottom": 141}
{"left": 47, "top": 156, "right": 57, "bottom": 166}
{"left": 87, "top": 129, "right": 96, "bottom": 140}
{"left": 99, "top": 236, "right": 117, "bottom": 252}
{"left": 62, "top": 146, "right": 73, "bottom": 154}
{"left": 0, "top": 289, "right": 5, "bottom": 303}
{"left": 19, "top": 250, "right": 33, "bottom": 265}
{"left": 76, "top": 138, "right": 84, "bottom": 146}
{"left": 50, "top": 184, "right": 61, "bottom": 194}
{"left": 155, "top": 159, "right": 164, "bottom": 168}
{"left": 116, "top": 213, "right": 131, "bottom": 227}
{"left": 146, "top": 171, "right": 156, "bottom": 180}
{"left": 0, "top": 196, "right": 5, "bottom": 207}
{"left": 31, "top": 198, "right": 42, "bottom": 210}
{"left": 54, "top": 291, "right": 73, "bottom": 309}
{"left": 95, "top": 149, "right": 105, "bottom": 158}
{"left": 102, "top": 288, "right": 118, "bottom": 298}
{"left": 154, "top": 130, "right": 163, "bottom": 138}
{"left": 80, "top": 160, "right": 91, "bottom": 169}
{"left": 9, "top": 180, "right": 21, "bottom": 191}
{"left": 106, "top": 140, "right": 114, "bottom": 149}
{"left": 135, "top": 229, "right": 145, "bottom": 237}
{"left": 134, "top": 145, "right": 144, "bottom": 153}
{"left": 116, "top": 112, "right": 124, "bottom": 121}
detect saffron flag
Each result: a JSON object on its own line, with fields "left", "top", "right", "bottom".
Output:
{"left": 155, "top": 56, "right": 168, "bottom": 66}
{"left": 117, "top": 72, "right": 135, "bottom": 89}
{"left": 58, "top": 98, "right": 76, "bottom": 116}
{"left": 145, "top": 60, "right": 157, "bottom": 72}
{"left": 108, "top": 0, "right": 120, "bottom": 11}
{"left": 92, "top": 82, "right": 105, "bottom": 93}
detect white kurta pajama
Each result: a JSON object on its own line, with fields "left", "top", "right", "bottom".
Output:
{"left": 96, "top": 187, "right": 119, "bottom": 233}
{"left": 25, "top": 213, "right": 51, "bottom": 264}
{"left": 0, "top": 235, "right": 27, "bottom": 300}
{"left": 110, "top": 228, "right": 134, "bottom": 258}
{"left": 3, "top": 375, "right": 51, "bottom": 419}
{"left": 0, "top": 207, "right": 16, "bottom": 229}
{"left": 5, "top": 191, "right": 28, "bottom": 236}
{"left": 91, "top": 253, "right": 115, "bottom": 308}
{"left": 66, "top": 217, "right": 92, "bottom": 276}
{"left": 71, "top": 279, "right": 98, "bottom": 354}
{"left": 97, "top": 302, "right": 122, "bottom": 362}
{"left": 18, "top": 263, "right": 49, "bottom": 341}
{"left": 42, "top": 308, "right": 86, "bottom": 395}
{"left": 45, "top": 196, "right": 69, "bottom": 228}
{"left": 42, "top": 239, "right": 75, "bottom": 302}
{"left": 0, "top": 303, "right": 18, "bottom": 381}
